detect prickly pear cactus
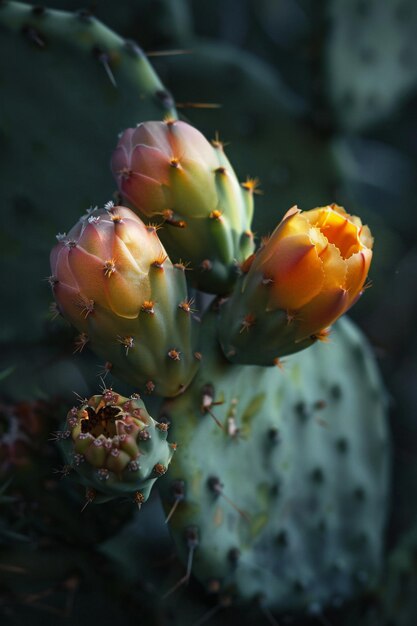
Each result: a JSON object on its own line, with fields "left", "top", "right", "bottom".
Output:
{"left": 0, "top": 1, "right": 176, "bottom": 342}
{"left": 160, "top": 310, "right": 389, "bottom": 612}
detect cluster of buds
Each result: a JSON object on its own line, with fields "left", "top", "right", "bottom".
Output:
{"left": 61, "top": 391, "right": 175, "bottom": 504}
{"left": 50, "top": 204, "right": 200, "bottom": 397}
{"left": 219, "top": 204, "right": 373, "bottom": 365}
{"left": 112, "top": 119, "right": 255, "bottom": 293}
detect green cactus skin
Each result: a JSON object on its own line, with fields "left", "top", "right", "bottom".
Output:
{"left": 60, "top": 390, "right": 175, "bottom": 505}
{"left": 217, "top": 275, "right": 316, "bottom": 365}
{"left": 159, "top": 309, "right": 390, "bottom": 612}
{"left": 327, "top": 0, "right": 417, "bottom": 132}
{"left": 0, "top": 1, "right": 176, "bottom": 343}
{"left": 155, "top": 141, "right": 256, "bottom": 295}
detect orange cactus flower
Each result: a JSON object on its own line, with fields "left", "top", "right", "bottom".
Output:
{"left": 251, "top": 204, "right": 373, "bottom": 339}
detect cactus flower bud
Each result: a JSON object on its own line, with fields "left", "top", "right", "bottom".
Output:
{"left": 61, "top": 391, "right": 175, "bottom": 504}
{"left": 111, "top": 120, "right": 255, "bottom": 294}
{"left": 50, "top": 205, "right": 200, "bottom": 397}
{"left": 219, "top": 204, "right": 373, "bottom": 365}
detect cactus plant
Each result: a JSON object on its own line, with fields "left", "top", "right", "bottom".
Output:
{"left": 1, "top": 2, "right": 401, "bottom": 625}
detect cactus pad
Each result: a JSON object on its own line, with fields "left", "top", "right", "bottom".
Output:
{"left": 160, "top": 311, "right": 389, "bottom": 612}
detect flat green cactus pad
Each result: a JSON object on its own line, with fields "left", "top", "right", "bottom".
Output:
{"left": 160, "top": 311, "right": 390, "bottom": 612}
{"left": 0, "top": 1, "right": 176, "bottom": 342}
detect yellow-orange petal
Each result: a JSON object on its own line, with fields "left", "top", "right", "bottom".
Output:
{"left": 319, "top": 241, "right": 347, "bottom": 289}
{"left": 264, "top": 234, "right": 325, "bottom": 310}
{"left": 345, "top": 249, "right": 372, "bottom": 305}
{"left": 295, "top": 287, "right": 349, "bottom": 340}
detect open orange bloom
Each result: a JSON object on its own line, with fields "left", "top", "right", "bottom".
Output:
{"left": 250, "top": 204, "right": 373, "bottom": 339}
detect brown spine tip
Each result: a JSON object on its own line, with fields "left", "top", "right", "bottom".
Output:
{"left": 168, "top": 349, "right": 181, "bottom": 361}
{"left": 170, "top": 157, "right": 180, "bottom": 168}
{"left": 145, "top": 380, "right": 155, "bottom": 394}
{"left": 156, "top": 422, "right": 169, "bottom": 432}
{"left": 194, "top": 351, "right": 202, "bottom": 361}
{"left": 133, "top": 491, "right": 145, "bottom": 509}
{"left": 209, "top": 209, "right": 223, "bottom": 221}
{"left": 152, "top": 254, "right": 168, "bottom": 269}
{"left": 141, "top": 300, "right": 155, "bottom": 314}
{"left": 215, "top": 166, "right": 227, "bottom": 175}
{"left": 178, "top": 298, "right": 196, "bottom": 314}
{"left": 154, "top": 463, "right": 167, "bottom": 476}
{"left": 241, "top": 177, "right": 262, "bottom": 194}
